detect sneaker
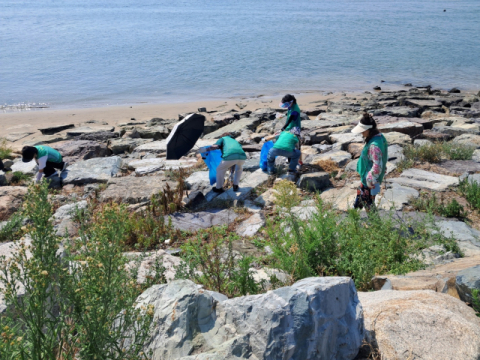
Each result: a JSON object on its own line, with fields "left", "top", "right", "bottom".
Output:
{"left": 233, "top": 185, "right": 239, "bottom": 191}
{"left": 212, "top": 187, "right": 224, "bottom": 193}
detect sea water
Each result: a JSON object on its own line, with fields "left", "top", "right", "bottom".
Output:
{"left": 1, "top": 0, "right": 479, "bottom": 109}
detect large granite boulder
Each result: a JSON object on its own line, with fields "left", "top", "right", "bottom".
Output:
{"left": 320, "top": 184, "right": 358, "bottom": 211}
{"left": 11, "top": 159, "right": 38, "bottom": 175}
{"left": 359, "top": 290, "right": 480, "bottom": 360}
{"left": 136, "top": 126, "right": 170, "bottom": 140}
{"left": 133, "top": 139, "right": 213, "bottom": 154}
{"left": 235, "top": 213, "right": 266, "bottom": 237}
{"left": 61, "top": 156, "right": 122, "bottom": 185}
{"left": 100, "top": 175, "right": 176, "bottom": 204}
{"left": 53, "top": 140, "right": 111, "bottom": 163}
{"left": 185, "top": 171, "right": 211, "bottom": 193}
{"left": 0, "top": 186, "right": 28, "bottom": 221}
{"left": 383, "top": 132, "right": 411, "bottom": 146}
{"left": 135, "top": 278, "right": 364, "bottom": 360}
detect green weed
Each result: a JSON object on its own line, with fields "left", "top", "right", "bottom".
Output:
{"left": 273, "top": 179, "right": 301, "bottom": 210}
{"left": 9, "top": 171, "right": 31, "bottom": 185}
{"left": 402, "top": 142, "right": 475, "bottom": 165}
{"left": 458, "top": 178, "right": 480, "bottom": 211}
{"left": 0, "top": 212, "right": 25, "bottom": 243}
{"left": 410, "top": 192, "right": 466, "bottom": 218}
{"left": 0, "top": 138, "right": 12, "bottom": 159}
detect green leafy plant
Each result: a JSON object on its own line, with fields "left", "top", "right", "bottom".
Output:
{"left": 9, "top": 171, "right": 32, "bottom": 185}
{"left": 458, "top": 178, "right": 480, "bottom": 211}
{"left": 0, "top": 212, "right": 25, "bottom": 243}
{"left": 442, "top": 142, "right": 475, "bottom": 160}
{"left": 402, "top": 142, "right": 475, "bottom": 165}
{"left": 266, "top": 197, "right": 460, "bottom": 290}
{"left": 410, "top": 192, "right": 466, "bottom": 218}
{"left": 273, "top": 179, "right": 301, "bottom": 210}
{"left": 0, "top": 138, "right": 12, "bottom": 159}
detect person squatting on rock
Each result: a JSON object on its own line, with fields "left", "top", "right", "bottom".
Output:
{"left": 206, "top": 133, "right": 246, "bottom": 193}
{"left": 352, "top": 112, "right": 388, "bottom": 210}
{"left": 22, "top": 145, "right": 67, "bottom": 184}
{"left": 279, "top": 94, "right": 301, "bottom": 131}
{"left": 264, "top": 127, "right": 302, "bottom": 176}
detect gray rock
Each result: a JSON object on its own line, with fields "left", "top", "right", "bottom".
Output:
{"left": 183, "top": 190, "right": 205, "bottom": 209}
{"left": 387, "top": 169, "right": 459, "bottom": 191}
{"left": 404, "top": 99, "right": 443, "bottom": 109}
{"left": 378, "top": 183, "right": 419, "bottom": 210}
{"left": 136, "top": 125, "right": 170, "bottom": 140}
{"left": 0, "top": 186, "right": 28, "bottom": 221}
{"left": 0, "top": 171, "right": 6, "bottom": 186}
{"left": 236, "top": 213, "right": 265, "bottom": 237}
{"left": 312, "top": 144, "right": 333, "bottom": 153}
{"left": 383, "top": 132, "right": 412, "bottom": 146}
{"left": 61, "top": 156, "right": 122, "bottom": 185}
{"left": 166, "top": 209, "right": 238, "bottom": 231}
{"left": 433, "top": 125, "right": 480, "bottom": 137}
{"left": 371, "top": 106, "right": 420, "bottom": 118}
{"left": 413, "top": 139, "right": 432, "bottom": 147}
{"left": 22, "top": 134, "right": 70, "bottom": 146}
{"left": 378, "top": 121, "right": 424, "bottom": 137}
{"left": 473, "top": 149, "right": 480, "bottom": 163}
{"left": 310, "top": 150, "right": 352, "bottom": 167}
{"left": 216, "top": 169, "right": 269, "bottom": 202}
{"left": 53, "top": 201, "right": 88, "bottom": 221}
{"left": 438, "top": 160, "right": 480, "bottom": 175}
{"left": 296, "top": 172, "right": 330, "bottom": 192}
{"left": 456, "top": 265, "right": 480, "bottom": 303}
{"left": 66, "top": 126, "right": 114, "bottom": 138}
{"left": 5, "top": 131, "right": 35, "bottom": 142}
{"left": 452, "top": 133, "right": 480, "bottom": 148}
{"left": 77, "top": 131, "right": 119, "bottom": 141}
{"left": 108, "top": 138, "right": 153, "bottom": 154}
{"left": 329, "top": 133, "right": 363, "bottom": 150}
{"left": 185, "top": 171, "right": 211, "bottom": 192}
{"left": 53, "top": 140, "right": 111, "bottom": 163}
{"left": 436, "top": 220, "right": 480, "bottom": 257}
{"left": 203, "top": 117, "right": 263, "bottom": 140}
{"left": 133, "top": 139, "right": 213, "bottom": 154}
{"left": 38, "top": 124, "right": 75, "bottom": 135}
{"left": 11, "top": 159, "right": 38, "bottom": 175}
{"left": 290, "top": 206, "right": 318, "bottom": 220}
{"left": 100, "top": 176, "right": 175, "bottom": 204}
{"left": 135, "top": 277, "right": 364, "bottom": 360}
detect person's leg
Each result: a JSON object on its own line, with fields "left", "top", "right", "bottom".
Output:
{"left": 43, "top": 162, "right": 59, "bottom": 178}
{"left": 288, "top": 150, "right": 301, "bottom": 172}
{"left": 267, "top": 148, "right": 279, "bottom": 173}
{"left": 215, "top": 160, "right": 232, "bottom": 189}
{"left": 233, "top": 160, "right": 245, "bottom": 186}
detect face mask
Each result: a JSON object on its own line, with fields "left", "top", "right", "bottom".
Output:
{"left": 279, "top": 101, "right": 293, "bottom": 109}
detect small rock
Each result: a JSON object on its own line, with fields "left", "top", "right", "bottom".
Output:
{"left": 296, "top": 172, "right": 330, "bottom": 192}
{"left": 236, "top": 213, "right": 265, "bottom": 237}
{"left": 197, "top": 107, "right": 207, "bottom": 112}
{"left": 38, "top": 124, "right": 75, "bottom": 135}
{"left": 449, "top": 87, "right": 461, "bottom": 93}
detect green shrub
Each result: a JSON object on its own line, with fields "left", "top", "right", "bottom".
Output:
{"left": 0, "top": 183, "right": 154, "bottom": 359}
{"left": 273, "top": 180, "right": 301, "bottom": 210}
{"left": 458, "top": 178, "right": 480, "bottom": 211}
{"left": 0, "top": 212, "right": 24, "bottom": 243}
{"left": 9, "top": 171, "right": 31, "bottom": 185}
{"left": 442, "top": 142, "right": 475, "bottom": 160}
{"left": 402, "top": 142, "right": 475, "bottom": 165}
{"left": 410, "top": 192, "right": 466, "bottom": 218}
{"left": 0, "top": 138, "right": 12, "bottom": 159}
{"left": 175, "top": 227, "right": 263, "bottom": 297}
{"left": 266, "top": 198, "right": 460, "bottom": 290}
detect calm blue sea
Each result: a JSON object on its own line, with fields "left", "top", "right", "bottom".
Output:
{"left": 1, "top": 0, "right": 479, "bottom": 109}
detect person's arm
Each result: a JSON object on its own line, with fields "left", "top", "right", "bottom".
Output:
{"left": 263, "top": 134, "right": 280, "bottom": 142}
{"left": 366, "top": 144, "right": 383, "bottom": 189}
{"left": 35, "top": 155, "right": 48, "bottom": 182}
{"left": 206, "top": 138, "right": 223, "bottom": 152}
{"left": 282, "top": 111, "right": 299, "bottom": 131}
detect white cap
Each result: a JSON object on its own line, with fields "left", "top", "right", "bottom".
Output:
{"left": 351, "top": 122, "right": 373, "bottom": 134}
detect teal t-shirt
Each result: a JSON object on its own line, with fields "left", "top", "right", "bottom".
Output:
{"left": 35, "top": 145, "right": 63, "bottom": 163}
{"left": 273, "top": 132, "right": 299, "bottom": 152}
{"left": 215, "top": 136, "right": 247, "bottom": 161}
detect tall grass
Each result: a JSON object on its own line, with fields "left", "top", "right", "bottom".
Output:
{"left": 0, "top": 138, "right": 12, "bottom": 159}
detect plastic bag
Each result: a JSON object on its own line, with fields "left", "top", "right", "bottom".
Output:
{"left": 202, "top": 149, "right": 223, "bottom": 185}
{"left": 259, "top": 141, "right": 274, "bottom": 171}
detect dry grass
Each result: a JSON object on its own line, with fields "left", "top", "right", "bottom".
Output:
{"left": 314, "top": 159, "right": 339, "bottom": 173}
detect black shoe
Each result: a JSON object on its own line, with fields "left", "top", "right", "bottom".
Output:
{"left": 233, "top": 185, "right": 239, "bottom": 191}
{"left": 212, "top": 187, "right": 224, "bottom": 193}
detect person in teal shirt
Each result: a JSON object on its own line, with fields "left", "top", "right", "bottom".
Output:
{"left": 22, "top": 145, "right": 67, "bottom": 183}
{"left": 264, "top": 127, "right": 301, "bottom": 175}
{"left": 279, "top": 94, "right": 301, "bottom": 131}
{"left": 351, "top": 112, "right": 388, "bottom": 209}
{"left": 206, "top": 133, "right": 247, "bottom": 193}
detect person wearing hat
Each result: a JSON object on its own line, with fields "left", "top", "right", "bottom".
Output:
{"left": 264, "top": 127, "right": 301, "bottom": 175}
{"left": 279, "top": 94, "right": 301, "bottom": 131}
{"left": 351, "top": 112, "right": 388, "bottom": 209}
{"left": 205, "top": 133, "right": 247, "bottom": 193}
{"left": 21, "top": 145, "right": 67, "bottom": 184}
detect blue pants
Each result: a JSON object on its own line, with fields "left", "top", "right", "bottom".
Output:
{"left": 267, "top": 148, "right": 301, "bottom": 172}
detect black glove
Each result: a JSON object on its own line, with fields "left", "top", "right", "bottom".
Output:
{"left": 281, "top": 126, "right": 286, "bottom": 131}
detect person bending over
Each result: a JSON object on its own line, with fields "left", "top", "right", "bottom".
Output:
{"left": 206, "top": 133, "right": 246, "bottom": 193}
{"left": 22, "top": 145, "right": 67, "bottom": 184}
{"left": 264, "top": 127, "right": 301, "bottom": 176}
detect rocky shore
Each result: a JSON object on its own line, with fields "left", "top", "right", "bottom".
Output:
{"left": 1, "top": 86, "right": 480, "bottom": 359}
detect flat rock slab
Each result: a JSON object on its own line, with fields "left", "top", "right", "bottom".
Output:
{"left": 378, "top": 183, "right": 419, "bottom": 210}
{"left": 387, "top": 168, "right": 459, "bottom": 191}
{"left": 310, "top": 150, "right": 352, "bottom": 167}
{"left": 416, "top": 129, "right": 454, "bottom": 141}
{"left": 0, "top": 186, "right": 28, "bottom": 221}
{"left": 320, "top": 185, "right": 357, "bottom": 211}
{"left": 436, "top": 220, "right": 480, "bottom": 257}
{"left": 66, "top": 126, "right": 114, "bottom": 137}
{"left": 433, "top": 125, "right": 480, "bottom": 137}
{"left": 11, "top": 159, "right": 38, "bottom": 175}
{"left": 236, "top": 213, "right": 266, "bottom": 237}
{"left": 5, "top": 132, "right": 35, "bottom": 142}
{"left": 38, "top": 124, "right": 75, "bottom": 135}
{"left": 383, "top": 131, "right": 411, "bottom": 146}
{"left": 185, "top": 171, "right": 211, "bottom": 192}
{"left": 404, "top": 99, "right": 443, "bottom": 108}
{"left": 254, "top": 188, "right": 278, "bottom": 207}
{"left": 329, "top": 133, "right": 363, "bottom": 149}
{"left": 109, "top": 138, "right": 153, "bottom": 154}
{"left": 203, "top": 118, "right": 262, "bottom": 140}
{"left": 378, "top": 121, "right": 423, "bottom": 137}
{"left": 53, "top": 140, "right": 111, "bottom": 163}
{"left": 127, "top": 158, "right": 198, "bottom": 175}
{"left": 359, "top": 290, "right": 480, "bottom": 360}
{"left": 166, "top": 209, "right": 238, "bottom": 231}
{"left": 216, "top": 169, "right": 269, "bottom": 202}
{"left": 437, "top": 160, "right": 480, "bottom": 175}
{"left": 371, "top": 106, "right": 420, "bottom": 118}
{"left": 22, "top": 134, "right": 70, "bottom": 146}
{"left": 133, "top": 139, "right": 213, "bottom": 154}
{"left": 53, "top": 201, "right": 88, "bottom": 222}
{"left": 100, "top": 175, "right": 175, "bottom": 204}
{"left": 61, "top": 156, "right": 122, "bottom": 185}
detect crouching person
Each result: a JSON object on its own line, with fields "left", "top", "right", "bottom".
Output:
{"left": 264, "top": 127, "right": 301, "bottom": 175}
{"left": 206, "top": 133, "right": 246, "bottom": 193}
{"left": 22, "top": 145, "right": 67, "bottom": 184}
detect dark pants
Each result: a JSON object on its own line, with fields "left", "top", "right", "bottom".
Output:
{"left": 0, "top": 159, "right": 3, "bottom": 171}
{"left": 44, "top": 161, "right": 65, "bottom": 177}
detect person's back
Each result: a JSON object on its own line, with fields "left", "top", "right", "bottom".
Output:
{"left": 273, "top": 131, "right": 298, "bottom": 152}
{"left": 216, "top": 136, "right": 246, "bottom": 161}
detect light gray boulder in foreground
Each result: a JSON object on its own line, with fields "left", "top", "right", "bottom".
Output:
{"left": 387, "top": 168, "right": 459, "bottom": 191}
{"left": 135, "top": 278, "right": 364, "bottom": 360}
{"left": 359, "top": 290, "right": 480, "bottom": 360}
{"left": 378, "top": 183, "right": 419, "bottom": 210}
{"left": 61, "top": 156, "right": 122, "bottom": 185}
{"left": 435, "top": 220, "right": 480, "bottom": 257}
